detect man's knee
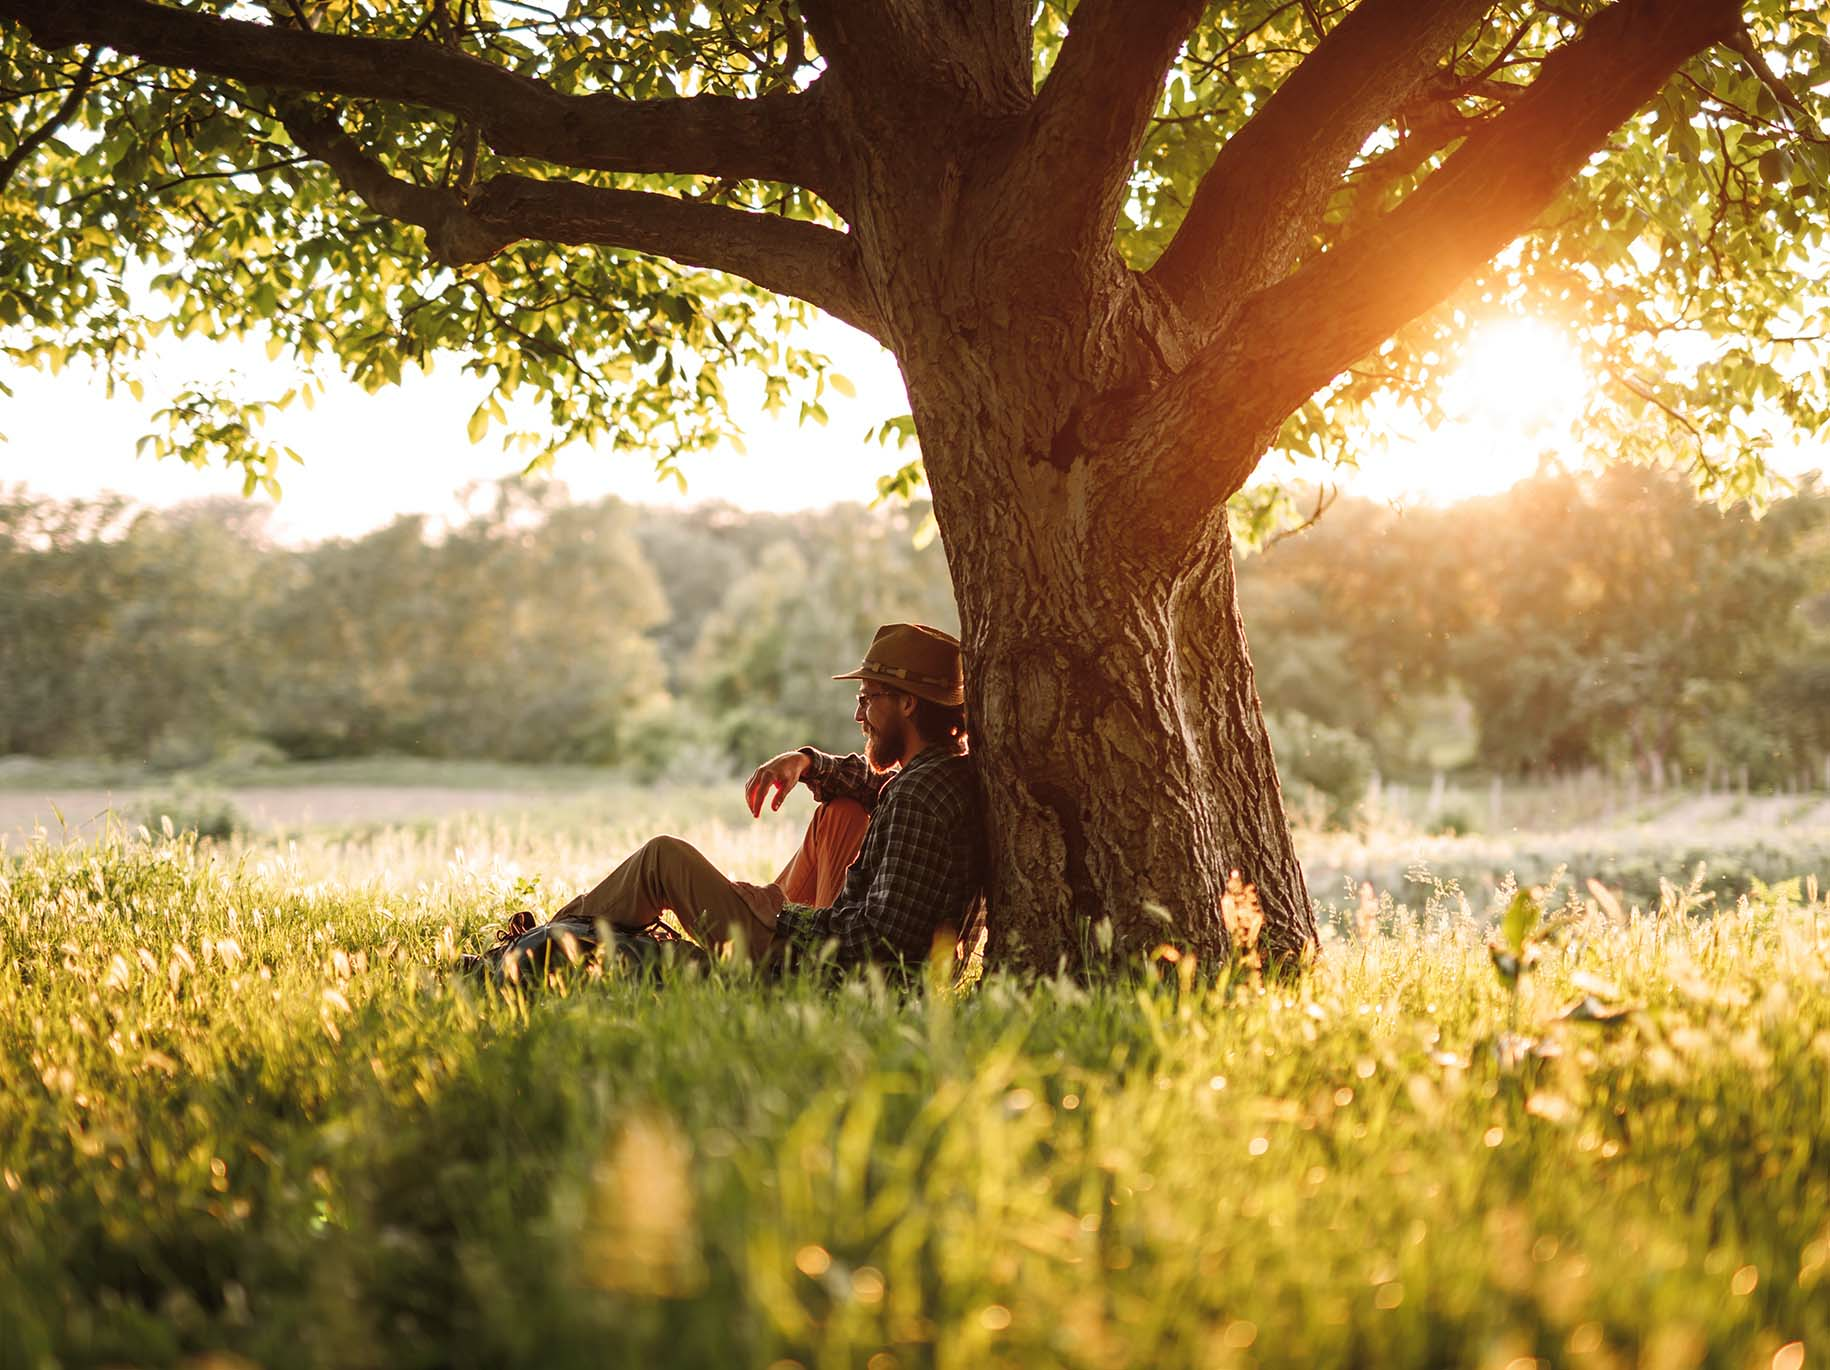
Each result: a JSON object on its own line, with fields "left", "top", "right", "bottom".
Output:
{"left": 638, "top": 833, "right": 695, "bottom": 866}
{"left": 812, "top": 798, "right": 870, "bottom": 838}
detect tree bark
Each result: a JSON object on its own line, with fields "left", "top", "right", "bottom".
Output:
{"left": 880, "top": 277, "right": 1317, "bottom": 970}
{"left": 953, "top": 510, "right": 1314, "bottom": 970}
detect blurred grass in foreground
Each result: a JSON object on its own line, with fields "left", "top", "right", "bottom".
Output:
{"left": 1, "top": 822, "right": 1827, "bottom": 1370}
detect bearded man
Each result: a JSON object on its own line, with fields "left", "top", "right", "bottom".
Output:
{"left": 466, "top": 623, "right": 984, "bottom": 978}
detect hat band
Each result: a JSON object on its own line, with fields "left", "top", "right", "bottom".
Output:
{"left": 860, "top": 657, "right": 956, "bottom": 691}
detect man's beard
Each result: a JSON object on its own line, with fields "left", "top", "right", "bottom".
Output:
{"left": 864, "top": 719, "right": 904, "bottom": 771}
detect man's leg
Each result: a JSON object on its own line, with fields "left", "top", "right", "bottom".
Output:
{"left": 774, "top": 799, "right": 871, "bottom": 908}
{"left": 551, "top": 835, "right": 779, "bottom": 959}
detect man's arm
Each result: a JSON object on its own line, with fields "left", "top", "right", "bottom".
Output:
{"left": 796, "top": 748, "right": 890, "bottom": 812}
{"left": 745, "top": 747, "right": 888, "bottom": 816}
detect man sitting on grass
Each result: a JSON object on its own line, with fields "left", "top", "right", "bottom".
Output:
{"left": 465, "top": 622, "right": 984, "bottom": 978}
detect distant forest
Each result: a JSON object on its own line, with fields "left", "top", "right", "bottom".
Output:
{"left": 4, "top": 465, "right": 1827, "bottom": 801}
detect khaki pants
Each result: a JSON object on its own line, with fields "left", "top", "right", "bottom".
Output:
{"left": 551, "top": 800, "right": 869, "bottom": 961}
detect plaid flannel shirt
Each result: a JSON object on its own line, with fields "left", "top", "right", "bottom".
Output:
{"left": 772, "top": 742, "right": 984, "bottom": 969}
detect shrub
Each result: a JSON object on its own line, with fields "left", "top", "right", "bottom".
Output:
{"left": 131, "top": 784, "right": 244, "bottom": 842}
{"left": 1426, "top": 806, "right": 1478, "bottom": 836}
{"left": 1267, "top": 711, "right": 1374, "bottom": 827}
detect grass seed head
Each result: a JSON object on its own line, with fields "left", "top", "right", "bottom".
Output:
{"left": 1355, "top": 881, "right": 1379, "bottom": 940}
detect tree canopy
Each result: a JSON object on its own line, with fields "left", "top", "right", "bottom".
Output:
{"left": 1, "top": 1, "right": 1824, "bottom": 503}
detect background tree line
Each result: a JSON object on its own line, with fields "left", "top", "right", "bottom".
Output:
{"left": 3, "top": 465, "right": 1825, "bottom": 800}
{"left": 0, "top": 479, "right": 957, "bottom": 776}
{"left": 1243, "top": 464, "right": 1830, "bottom": 808}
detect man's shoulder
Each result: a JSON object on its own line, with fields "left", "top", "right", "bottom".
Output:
{"left": 887, "top": 748, "right": 978, "bottom": 811}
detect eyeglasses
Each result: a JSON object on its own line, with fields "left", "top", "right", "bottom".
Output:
{"left": 855, "top": 689, "right": 898, "bottom": 709}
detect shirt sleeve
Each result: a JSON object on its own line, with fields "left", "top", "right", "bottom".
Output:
{"left": 798, "top": 747, "right": 890, "bottom": 812}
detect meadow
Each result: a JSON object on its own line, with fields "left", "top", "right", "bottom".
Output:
{"left": 1, "top": 777, "right": 1827, "bottom": 1368}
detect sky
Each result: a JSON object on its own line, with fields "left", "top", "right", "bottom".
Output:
{"left": 3, "top": 314, "right": 1823, "bottom": 544}
{"left": 1, "top": 316, "right": 913, "bottom": 543}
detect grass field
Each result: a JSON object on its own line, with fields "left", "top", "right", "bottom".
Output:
{"left": 2, "top": 784, "right": 1828, "bottom": 1369}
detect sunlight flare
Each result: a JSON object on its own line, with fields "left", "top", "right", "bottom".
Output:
{"left": 1442, "top": 318, "right": 1590, "bottom": 434}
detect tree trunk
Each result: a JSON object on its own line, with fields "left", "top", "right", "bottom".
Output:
{"left": 893, "top": 340, "right": 1317, "bottom": 972}
{"left": 961, "top": 518, "right": 1313, "bottom": 970}
{"left": 826, "top": 41, "right": 1319, "bottom": 974}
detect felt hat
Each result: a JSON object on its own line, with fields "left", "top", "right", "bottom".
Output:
{"left": 833, "top": 623, "right": 964, "bottom": 707}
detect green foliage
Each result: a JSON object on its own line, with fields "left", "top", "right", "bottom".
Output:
{"left": 1234, "top": 6, "right": 1830, "bottom": 504}
{"left": 0, "top": 11, "right": 832, "bottom": 489}
{"left": 688, "top": 504, "right": 957, "bottom": 764}
{"left": 1265, "top": 711, "right": 1373, "bottom": 828}
{"left": 1049, "top": 4, "right": 1830, "bottom": 503}
{"left": 1238, "top": 465, "right": 1830, "bottom": 782}
{"left": 1426, "top": 805, "right": 1478, "bottom": 838}
{"left": 3, "top": 4, "right": 1826, "bottom": 506}
{"left": 1499, "top": 885, "right": 1542, "bottom": 957}
{"left": 0, "top": 481, "right": 669, "bottom": 766}
{"left": 0, "top": 485, "right": 963, "bottom": 774}
{"left": 0, "top": 490, "right": 276, "bottom": 760}
{"left": 268, "top": 483, "right": 669, "bottom": 763}
{"left": 7, "top": 469, "right": 1828, "bottom": 796}
{"left": 2, "top": 828, "right": 1827, "bottom": 1366}
{"left": 630, "top": 501, "right": 824, "bottom": 687}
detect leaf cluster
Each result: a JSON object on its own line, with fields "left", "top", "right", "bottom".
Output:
{"left": 0, "top": 10, "right": 830, "bottom": 484}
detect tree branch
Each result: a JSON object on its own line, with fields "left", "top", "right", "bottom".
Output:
{"left": 469, "top": 179, "right": 879, "bottom": 339}
{"left": 1010, "top": 0, "right": 1206, "bottom": 250}
{"left": 1151, "top": 0, "right": 1745, "bottom": 514}
{"left": 0, "top": 46, "right": 98, "bottom": 193}
{"left": 280, "top": 107, "right": 881, "bottom": 339}
{"left": 1258, "top": 482, "right": 1339, "bottom": 551}
{"left": 0, "top": 0, "right": 839, "bottom": 198}
{"left": 60, "top": 156, "right": 310, "bottom": 210}
{"left": 1149, "top": 0, "right": 1492, "bottom": 324}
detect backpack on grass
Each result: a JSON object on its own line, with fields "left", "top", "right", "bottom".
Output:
{"left": 460, "top": 913, "right": 710, "bottom": 986}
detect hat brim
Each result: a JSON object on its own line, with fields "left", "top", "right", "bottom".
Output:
{"left": 833, "top": 668, "right": 964, "bottom": 707}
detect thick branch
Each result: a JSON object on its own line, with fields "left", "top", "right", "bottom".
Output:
{"left": 281, "top": 108, "right": 880, "bottom": 339}
{"left": 468, "top": 178, "right": 879, "bottom": 339}
{"left": 280, "top": 107, "right": 495, "bottom": 256}
{"left": 1010, "top": 0, "right": 1206, "bottom": 249}
{"left": 1150, "top": 0, "right": 1492, "bottom": 322}
{"left": 1332, "top": 103, "right": 1491, "bottom": 233}
{"left": 0, "top": 0, "right": 837, "bottom": 196}
{"left": 1153, "top": 0, "right": 1744, "bottom": 516}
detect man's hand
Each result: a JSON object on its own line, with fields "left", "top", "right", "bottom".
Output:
{"left": 745, "top": 750, "right": 812, "bottom": 817}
